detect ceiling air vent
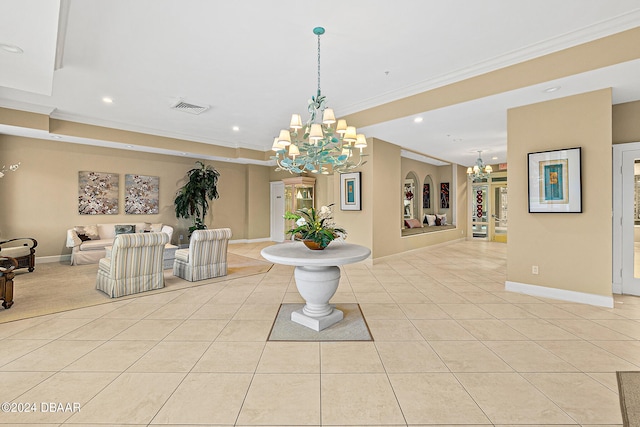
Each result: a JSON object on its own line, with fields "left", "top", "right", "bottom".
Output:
{"left": 170, "top": 100, "right": 210, "bottom": 115}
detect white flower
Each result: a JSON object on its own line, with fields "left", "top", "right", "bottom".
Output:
{"left": 0, "top": 171, "right": 4, "bottom": 178}
{"left": 318, "top": 205, "right": 331, "bottom": 217}
{"left": 9, "top": 163, "right": 20, "bottom": 171}
{"left": 296, "top": 218, "right": 307, "bottom": 227}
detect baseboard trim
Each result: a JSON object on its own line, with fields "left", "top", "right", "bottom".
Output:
{"left": 229, "top": 237, "right": 272, "bottom": 244}
{"left": 505, "top": 281, "right": 614, "bottom": 308}
{"left": 36, "top": 254, "right": 71, "bottom": 264}
{"left": 373, "top": 237, "right": 466, "bottom": 263}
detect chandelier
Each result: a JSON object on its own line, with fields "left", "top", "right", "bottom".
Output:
{"left": 271, "top": 27, "right": 368, "bottom": 175}
{"left": 467, "top": 151, "right": 492, "bottom": 181}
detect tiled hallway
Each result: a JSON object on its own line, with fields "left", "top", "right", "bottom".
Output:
{"left": 1, "top": 240, "right": 638, "bottom": 426}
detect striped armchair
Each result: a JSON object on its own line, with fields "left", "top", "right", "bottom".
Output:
{"left": 96, "top": 232, "right": 169, "bottom": 298}
{"left": 173, "top": 228, "right": 232, "bottom": 282}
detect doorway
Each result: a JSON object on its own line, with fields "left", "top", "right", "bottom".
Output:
{"left": 471, "top": 183, "right": 489, "bottom": 239}
{"left": 613, "top": 142, "right": 640, "bottom": 296}
{"left": 469, "top": 174, "right": 508, "bottom": 242}
{"left": 491, "top": 183, "right": 508, "bottom": 243}
{"left": 270, "top": 181, "right": 285, "bottom": 242}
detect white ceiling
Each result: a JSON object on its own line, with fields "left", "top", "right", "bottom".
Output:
{"left": 1, "top": 0, "right": 640, "bottom": 168}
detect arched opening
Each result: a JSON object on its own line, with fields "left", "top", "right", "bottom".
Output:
{"left": 403, "top": 171, "right": 420, "bottom": 221}
{"left": 422, "top": 175, "right": 434, "bottom": 220}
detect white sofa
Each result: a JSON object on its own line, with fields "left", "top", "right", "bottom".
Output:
{"left": 66, "top": 222, "right": 174, "bottom": 265}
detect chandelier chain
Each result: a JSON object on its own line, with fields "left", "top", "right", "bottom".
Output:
{"left": 316, "top": 32, "right": 321, "bottom": 98}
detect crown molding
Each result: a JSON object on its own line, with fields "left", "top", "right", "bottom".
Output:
{"left": 49, "top": 110, "right": 267, "bottom": 152}
{"left": 0, "top": 99, "right": 56, "bottom": 115}
{"left": 340, "top": 9, "right": 640, "bottom": 115}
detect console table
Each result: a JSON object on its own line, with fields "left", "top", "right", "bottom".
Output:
{"left": 260, "top": 242, "right": 371, "bottom": 331}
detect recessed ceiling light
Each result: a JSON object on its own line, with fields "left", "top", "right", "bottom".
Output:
{"left": 543, "top": 86, "right": 561, "bottom": 93}
{"left": 50, "top": 135, "right": 62, "bottom": 139}
{"left": 126, "top": 145, "right": 134, "bottom": 148}
{"left": 492, "top": 156, "right": 498, "bottom": 160}
{"left": 413, "top": 117, "right": 423, "bottom": 123}
{"left": 0, "top": 43, "right": 24, "bottom": 54}
{"left": 102, "top": 97, "right": 113, "bottom": 103}
{"left": 232, "top": 126, "right": 240, "bottom": 131}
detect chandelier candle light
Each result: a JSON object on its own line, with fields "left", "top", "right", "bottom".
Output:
{"left": 271, "top": 27, "right": 368, "bottom": 175}
{"left": 467, "top": 151, "right": 492, "bottom": 181}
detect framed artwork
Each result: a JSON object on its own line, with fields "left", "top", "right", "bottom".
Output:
{"left": 423, "top": 183, "right": 430, "bottom": 209}
{"left": 340, "top": 172, "right": 361, "bottom": 211}
{"left": 78, "top": 171, "right": 119, "bottom": 215}
{"left": 125, "top": 174, "right": 159, "bottom": 214}
{"left": 528, "top": 147, "right": 582, "bottom": 213}
{"left": 440, "top": 182, "right": 450, "bottom": 209}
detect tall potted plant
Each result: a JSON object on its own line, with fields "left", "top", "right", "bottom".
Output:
{"left": 174, "top": 161, "right": 220, "bottom": 236}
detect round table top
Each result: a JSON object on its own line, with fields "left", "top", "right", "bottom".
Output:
{"left": 260, "top": 242, "right": 371, "bottom": 267}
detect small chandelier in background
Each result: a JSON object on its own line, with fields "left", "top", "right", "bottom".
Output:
{"left": 271, "top": 27, "right": 368, "bottom": 175}
{"left": 0, "top": 162, "right": 20, "bottom": 178}
{"left": 467, "top": 151, "right": 492, "bottom": 181}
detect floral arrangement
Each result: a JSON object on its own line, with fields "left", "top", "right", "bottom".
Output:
{"left": 284, "top": 204, "right": 346, "bottom": 248}
{"left": 0, "top": 162, "right": 20, "bottom": 178}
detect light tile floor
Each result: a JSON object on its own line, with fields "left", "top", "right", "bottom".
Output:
{"left": 1, "top": 240, "right": 639, "bottom": 426}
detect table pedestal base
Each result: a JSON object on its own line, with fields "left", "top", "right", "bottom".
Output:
{"left": 291, "top": 306, "right": 344, "bottom": 331}
{"left": 292, "top": 265, "right": 342, "bottom": 331}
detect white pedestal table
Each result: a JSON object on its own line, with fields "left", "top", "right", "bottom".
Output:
{"left": 260, "top": 242, "right": 371, "bottom": 331}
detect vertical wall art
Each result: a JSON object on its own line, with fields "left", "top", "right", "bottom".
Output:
{"left": 440, "top": 182, "right": 450, "bottom": 209}
{"left": 78, "top": 171, "right": 119, "bottom": 215}
{"left": 423, "top": 183, "right": 430, "bottom": 209}
{"left": 340, "top": 172, "right": 361, "bottom": 211}
{"left": 125, "top": 174, "right": 159, "bottom": 214}
{"left": 528, "top": 147, "right": 582, "bottom": 213}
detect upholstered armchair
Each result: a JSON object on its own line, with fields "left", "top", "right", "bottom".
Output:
{"left": 0, "top": 237, "right": 37, "bottom": 272}
{"left": 96, "top": 232, "right": 169, "bottom": 298}
{"left": 173, "top": 228, "right": 232, "bottom": 282}
{"left": 0, "top": 256, "right": 17, "bottom": 309}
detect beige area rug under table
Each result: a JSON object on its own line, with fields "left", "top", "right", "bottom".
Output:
{"left": 268, "top": 303, "right": 372, "bottom": 341}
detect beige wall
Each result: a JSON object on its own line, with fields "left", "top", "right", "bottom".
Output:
{"left": 370, "top": 138, "right": 399, "bottom": 257}
{"left": 332, "top": 141, "right": 374, "bottom": 251}
{"left": 507, "top": 89, "right": 612, "bottom": 297}
{"left": 613, "top": 100, "right": 640, "bottom": 144}
{"left": 0, "top": 135, "right": 273, "bottom": 257}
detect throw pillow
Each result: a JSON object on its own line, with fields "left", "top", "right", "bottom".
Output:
{"left": 75, "top": 225, "right": 99, "bottom": 240}
{"left": 435, "top": 216, "right": 441, "bottom": 226}
{"left": 77, "top": 233, "right": 91, "bottom": 242}
{"left": 137, "top": 222, "right": 152, "bottom": 233}
{"left": 425, "top": 214, "right": 436, "bottom": 226}
{"left": 114, "top": 224, "right": 136, "bottom": 235}
{"left": 150, "top": 223, "right": 163, "bottom": 232}
{"left": 404, "top": 218, "right": 422, "bottom": 229}
{"left": 436, "top": 213, "right": 447, "bottom": 225}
